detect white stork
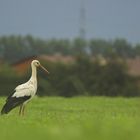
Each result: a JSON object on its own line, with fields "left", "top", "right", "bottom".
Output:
{"left": 1, "top": 60, "right": 49, "bottom": 115}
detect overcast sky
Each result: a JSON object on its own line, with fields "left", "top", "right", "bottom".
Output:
{"left": 0, "top": 0, "right": 140, "bottom": 44}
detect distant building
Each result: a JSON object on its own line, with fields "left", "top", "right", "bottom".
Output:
{"left": 12, "top": 54, "right": 74, "bottom": 75}
{"left": 11, "top": 54, "right": 140, "bottom": 77}
{"left": 126, "top": 57, "right": 140, "bottom": 76}
{"left": 12, "top": 56, "right": 37, "bottom": 75}
{"left": 39, "top": 54, "right": 74, "bottom": 64}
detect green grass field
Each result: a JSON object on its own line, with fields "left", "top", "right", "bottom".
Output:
{"left": 0, "top": 97, "right": 140, "bottom": 140}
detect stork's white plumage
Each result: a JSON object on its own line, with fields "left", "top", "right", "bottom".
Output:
{"left": 1, "top": 60, "right": 49, "bottom": 115}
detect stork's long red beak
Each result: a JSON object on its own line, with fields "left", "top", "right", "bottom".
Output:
{"left": 39, "top": 64, "right": 49, "bottom": 74}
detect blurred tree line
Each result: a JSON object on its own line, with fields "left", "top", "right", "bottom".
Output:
{"left": 0, "top": 35, "right": 140, "bottom": 97}
{"left": 0, "top": 56, "right": 139, "bottom": 97}
{"left": 0, "top": 35, "right": 140, "bottom": 62}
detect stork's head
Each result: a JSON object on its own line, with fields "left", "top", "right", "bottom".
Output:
{"left": 32, "top": 60, "right": 49, "bottom": 74}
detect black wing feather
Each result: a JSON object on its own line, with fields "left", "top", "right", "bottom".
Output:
{"left": 1, "top": 95, "right": 31, "bottom": 115}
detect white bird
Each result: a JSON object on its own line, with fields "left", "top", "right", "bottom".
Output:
{"left": 1, "top": 60, "right": 49, "bottom": 116}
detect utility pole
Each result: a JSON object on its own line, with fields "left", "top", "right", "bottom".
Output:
{"left": 79, "top": 0, "right": 86, "bottom": 40}
{"left": 79, "top": 0, "right": 91, "bottom": 55}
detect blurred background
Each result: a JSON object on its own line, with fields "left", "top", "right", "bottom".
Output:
{"left": 0, "top": 0, "right": 140, "bottom": 97}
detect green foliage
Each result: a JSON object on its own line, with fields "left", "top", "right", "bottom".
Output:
{"left": 0, "top": 35, "right": 140, "bottom": 63}
{"left": 0, "top": 35, "right": 140, "bottom": 97}
{"left": 0, "top": 63, "right": 33, "bottom": 96}
{"left": 0, "top": 97, "right": 140, "bottom": 140}
{"left": 0, "top": 56, "right": 139, "bottom": 97}
{"left": 36, "top": 57, "right": 140, "bottom": 97}
{"left": 89, "top": 39, "right": 113, "bottom": 57}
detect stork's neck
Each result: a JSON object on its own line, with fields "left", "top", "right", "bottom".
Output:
{"left": 30, "top": 64, "right": 37, "bottom": 81}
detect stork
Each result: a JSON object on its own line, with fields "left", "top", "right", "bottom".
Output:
{"left": 1, "top": 60, "right": 49, "bottom": 116}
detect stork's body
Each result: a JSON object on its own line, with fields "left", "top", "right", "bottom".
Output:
{"left": 1, "top": 60, "right": 49, "bottom": 115}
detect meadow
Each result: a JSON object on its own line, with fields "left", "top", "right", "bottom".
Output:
{"left": 0, "top": 97, "right": 140, "bottom": 140}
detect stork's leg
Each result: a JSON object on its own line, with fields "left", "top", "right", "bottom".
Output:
{"left": 19, "top": 104, "right": 23, "bottom": 116}
{"left": 22, "top": 105, "right": 25, "bottom": 116}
